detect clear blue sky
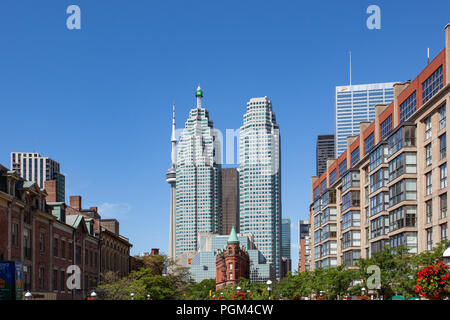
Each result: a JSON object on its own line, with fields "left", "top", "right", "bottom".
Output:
{"left": 0, "top": 0, "right": 449, "bottom": 270}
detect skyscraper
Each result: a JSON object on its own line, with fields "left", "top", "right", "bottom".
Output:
{"left": 11, "top": 152, "right": 65, "bottom": 202}
{"left": 239, "top": 96, "right": 282, "bottom": 279}
{"left": 175, "top": 86, "right": 222, "bottom": 256}
{"left": 221, "top": 167, "right": 239, "bottom": 235}
{"left": 166, "top": 103, "right": 177, "bottom": 261}
{"left": 281, "top": 217, "right": 291, "bottom": 277}
{"left": 316, "top": 134, "right": 335, "bottom": 176}
{"left": 335, "top": 82, "right": 396, "bottom": 157}
{"left": 298, "top": 220, "right": 311, "bottom": 272}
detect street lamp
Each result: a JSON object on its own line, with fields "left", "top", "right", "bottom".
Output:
{"left": 236, "top": 286, "right": 241, "bottom": 292}
{"left": 25, "top": 291, "right": 32, "bottom": 301}
{"left": 266, "top": 280, "right": 272, "bottom": 300}
{"left": 130, "top": 293, "right": 135, "bottom": 300}
{"left": 90, "top": 291, "right": 97, "bottom": 300}
{"left": 361, "top": 287, "right": 366, "bottom": 297}
{"left": 146, "top": 294, "right": 152, "bottom": 300}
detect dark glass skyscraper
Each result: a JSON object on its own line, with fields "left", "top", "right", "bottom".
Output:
{"left": 316, "top": 134, "right": 335, "bottom": 177}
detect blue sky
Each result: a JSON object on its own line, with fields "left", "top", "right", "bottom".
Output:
{"left": 0, "top": 0, "right": 449, "bottom": 270}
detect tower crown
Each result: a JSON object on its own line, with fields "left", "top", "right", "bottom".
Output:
{"left": 195, "top": 85, "right": 203, "bottom": 98}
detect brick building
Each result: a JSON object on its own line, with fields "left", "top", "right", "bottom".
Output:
{"left": 0, "top": 165, "right": 99, "bottom": 300}
{"left": 66, "top": 196, "right": 132, "bottom": 278}
{"left": 309, "top": 24, "right": 450, "bottom": 269}
{"left": 216, "top": 227, "right": 250, "bottom": 290}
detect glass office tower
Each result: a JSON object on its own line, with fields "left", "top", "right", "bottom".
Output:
{"left": 239, "top": 96, "right": 282, "bottom": 279}
{"left": 175, "top": 87, "right": 222, "bottom": 256}
{"left": 335, "top": 82, "right": 396, "bottom": 157}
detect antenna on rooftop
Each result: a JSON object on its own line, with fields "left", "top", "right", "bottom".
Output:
{"left": 349, "top": 51, "right": 352, "bottom": 86}
{"left": 427, "top": 48, "right": 430, "bottom": 65}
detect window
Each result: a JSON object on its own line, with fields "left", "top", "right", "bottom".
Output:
{"left": 341, "top": 211, "right": 361, "bottom": 230}
{"left": 389, "top": 179, "right": 416, "bottom": 206}
{"left": 440, "top": 133, "right": 447, "bottom": 159}
{"left": 39, "top": 233, "right": 45, "bottom": 253}
{"left": 23, "top": 229, "right": 31, "bottom": 260}
{"left": 365, "top": 132, "right": 375, "bottom": 154}
{"left": 370, "top": 168, "right": 388, "bottom": 193}
{"left": 53, "top": 238, "right": 58, "bottom": 257}
{"left": 53, "top": 269, "right": 58, "bottom": 291}
{"left": 440, "top": 105, "right": 446, "bottom": 130}
{"left": 12, "top": 223, "right": 18, "bottom": 247}
{"left": 370, "top": 192, "right": 389, "bottom": 216}
{"left": 69, "top": 243, "right": 73, "bottom": 261}
{"left": 426, "top": 143, "right": 432, "bottom": 167}
{"left": 39, "top": 267, "right": 45, "bottom": 290}
{"left": 339, "top": 159, "right": 347, "bottom": 176}
{"left": 425, "top": 117, "right": 432, "bottom": 140}
{"left": 342, "top": 230, "right": 361, "bottom": 249}
{"left": 388, "top": 126, "right": 416, "bottom": 156}
{"left": 389, "top": 206, "right": 417, "bottom": 231}
{"left": 440, "top": 193, "right": 447, "bottom": 219}
{"left": 389, "top": 153, "right": 417, "bottom": 181}
{"left": 60, "top": 271, "right": 65, "bottom": 292}
{"left": 322, "top": 207, "right": 337, "bottom": 223}
{"left": 380, "top": 115, "right": 392, "bottom": 140}
{"left": 390, "top": 232, "right": 417, "bottom": 253}
{"left": 426, "top": 200, "right": 433, "bottom": 224}
{"left": 342, "top": 250, "right": 361, "bottom": 267}
{"left": 370, "top": 216, "right": 389, "bottom": 238}
{"left": 330, "top": 169, "right": 337, "bottom": 185}
{"left": 440, "top": 163, "right": 447, "bottom": 189}
{"left": 313, "top": 186, "right": 319, "bottom": 200}
{"left": 426, "top": 228, "right": 433, "bottom": 251}
{"left": 342, "top": 191, "right": 360, "bottom": 212}
{"left": 85, "top": 249, "right": 89, "bottom": 266}
{"left": 229, "top": 262, "right": 233, "bottom": 270}
{"left": 370, "top": 145, "right": 388, "bottom": 172}
{"left": 426, "top": 172, "right": 432, "bottom": 196}
{"left": 441, "top": 223, "right": 448, "bottom": 241}
{"left": 400, "top": 91, "right": 417, "bottom": 123}
{"left": 422, "top": 65, "right": 443, "bottom": 104}
{"left": 351, "top": 147, "right": 359, "bottom": 166}
{"left": 61, "top": 240, "right": 65, "bottom": 259}
{"left": 76, "top": 246, "right": 81, "bottom": 264}
{"left": 342, "top": 171, "right": 360, "bottom": 192}
{"left": 320, "top": 179, "right": 327, "bottom": 194}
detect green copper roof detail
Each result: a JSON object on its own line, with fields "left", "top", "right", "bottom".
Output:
{"left": 195, "top": 89, "right": 203, "bottom": 97}
{"left": 228, "top": 226, "right": 239, "bottom": 244}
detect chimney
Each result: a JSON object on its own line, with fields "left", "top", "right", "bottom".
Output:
{"left": 151, "top": 248, "right": 159, "bottom": 256}
{"left": 44, "top": 180, "right": 58, "bottom": 203}
{"left": 70, "top": 196, "right": 82, "bottom": 211}
{"left": 90, "top": 207, "right": 98, "bottom": 213}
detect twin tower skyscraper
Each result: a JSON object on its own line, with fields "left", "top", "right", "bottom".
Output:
{"left": 166, "top": 86, "right": 282, "bottom": 279}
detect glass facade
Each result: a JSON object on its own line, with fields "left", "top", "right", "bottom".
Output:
{"left": 239, "top": 97, "right": 282, "bottom": 279}
{"left": 335, "top": 83, "right": 395, "bottom": 157}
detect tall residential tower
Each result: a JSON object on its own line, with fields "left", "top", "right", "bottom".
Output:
{"left": 239, "top": 96, "right": 282, "bottom": 279}
{"left": 11, "top": 152, "right": 65, "bottom": 202}
{"left": 175, "top": 86, "right": 222, "bottom": 256}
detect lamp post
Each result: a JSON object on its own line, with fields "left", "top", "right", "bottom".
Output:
{"left": 146, "top": 294, "right": 152, "bottom": 300}
{"left": 266, "top": 280, "right": 272, "bottom": 300}
{"left": 25, "top": 291, "right": 32, "bottom": 301}
{"left": 130, "top": 293, "right": 135, "bottom": 300}
{"left": 361, "top": 287, "right": 366, "bottom": 298}
{"left": 90, "top": 291, "right": 97, "bottom": 300}
{"left": 236, "top": 286, "right": 241, "bottom": 292}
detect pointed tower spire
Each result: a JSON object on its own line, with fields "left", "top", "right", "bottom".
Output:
{"left": 195, "top": 85, "right": 203, "bottom": 108}
{"left": 171, "top": 102, "right": 176, "bottom": 168}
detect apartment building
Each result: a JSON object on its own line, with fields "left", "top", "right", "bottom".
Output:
{"left": 309, "top": 24, "right": 450, "bottom": 269}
